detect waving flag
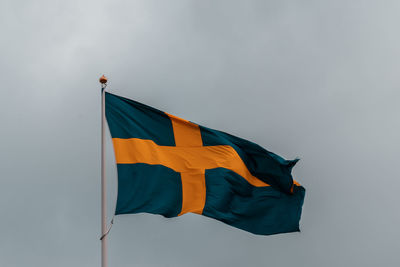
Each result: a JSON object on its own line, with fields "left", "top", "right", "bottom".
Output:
{"left": 105, "top": 92, "right": 305, "bottom": 235}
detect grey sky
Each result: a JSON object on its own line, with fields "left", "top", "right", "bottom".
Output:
{"left": 1, "top": 0, "right": 399, "bottom": 266}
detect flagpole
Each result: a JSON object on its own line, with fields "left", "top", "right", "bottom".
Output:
{"left": 100, "top": 75, "right": 108, "bottom": 267}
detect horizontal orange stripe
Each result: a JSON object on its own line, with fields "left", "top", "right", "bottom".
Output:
{"left": 112, "top": 138, "right": 270, "bottom": 187}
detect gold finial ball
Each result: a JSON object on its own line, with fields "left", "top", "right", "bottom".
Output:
{"left": 99, "top": 75, "right": 108, "bottom": 84}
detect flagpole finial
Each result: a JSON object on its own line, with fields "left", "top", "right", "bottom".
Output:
{"left": 99, "top": 75, "right": 108, "bottom": 90}
{"left": 99, "top": 75, "right": 108, "bottom": 84}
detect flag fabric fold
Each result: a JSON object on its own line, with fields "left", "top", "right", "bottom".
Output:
{"left": 105, "top": 92, "right": 305, "bottom": 235}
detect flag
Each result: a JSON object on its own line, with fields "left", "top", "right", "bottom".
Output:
{"left": 105, "top": 92, "right": 305, "bottom": 235}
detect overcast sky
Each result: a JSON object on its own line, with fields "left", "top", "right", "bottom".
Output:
{"left": 1, "top": 0, "right": 400, "bottom": 266}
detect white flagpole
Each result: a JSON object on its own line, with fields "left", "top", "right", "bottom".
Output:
{"left": 100, "top": 75, "right": 108, "bottom": 267}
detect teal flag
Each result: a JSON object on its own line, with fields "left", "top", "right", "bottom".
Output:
{"left": 106, "top": 92, "right": 305, "bottom": 235}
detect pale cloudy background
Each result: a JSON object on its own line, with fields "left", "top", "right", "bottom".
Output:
{"left": 1, "top": 1, "right": 399, "bottom": 266}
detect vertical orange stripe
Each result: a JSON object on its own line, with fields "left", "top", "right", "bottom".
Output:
{"left": 167, "top": 113, "right": 206, "bottom": 215}
{"left": 179, "top": 172, "right": 206, "bottom": 215}
{"left": 167, "top": 113, "right": 203, "bottom": 147}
